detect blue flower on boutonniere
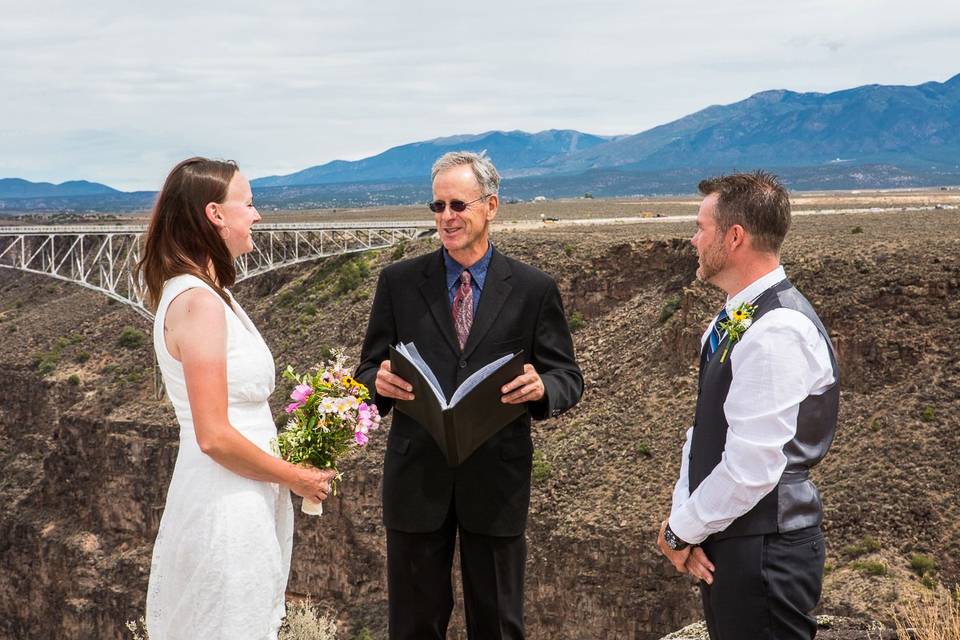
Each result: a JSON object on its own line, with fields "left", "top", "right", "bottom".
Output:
{"left": 718, "top": 301, "right": 758, "bottom": 363}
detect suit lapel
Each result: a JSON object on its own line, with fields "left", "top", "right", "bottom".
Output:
{"left": 419, "top": 250, "right": 460, "bottom": 356}
{"left": 462, "top": 249, "right": 512, "bottom": 360}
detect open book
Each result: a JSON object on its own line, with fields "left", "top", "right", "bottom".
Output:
{"left": 389, "top": 342, "right": 527, "bottom": 466}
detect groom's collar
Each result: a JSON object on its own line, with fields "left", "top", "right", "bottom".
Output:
{"left": 725, "top": 265, "right": 786, "bottom": 314}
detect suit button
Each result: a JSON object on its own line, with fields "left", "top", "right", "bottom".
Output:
{"left": 459, "top": 360, "right": 467, "bottom": 368}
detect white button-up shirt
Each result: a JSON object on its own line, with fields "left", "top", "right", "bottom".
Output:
{"left": 668, "top": 266, "right": 835, "bottom": 544}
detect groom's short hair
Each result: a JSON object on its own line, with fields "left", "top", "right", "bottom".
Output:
{"left": 698, "top": 171, "right": 791, "bottom": 254}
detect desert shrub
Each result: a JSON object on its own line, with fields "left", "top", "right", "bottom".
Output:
{"left": 659, "top": 295, "right": 682, "bottom": 324}
{"left": 851, "top": 226, "right": 864, "bottom": 234}
{"left": 532, "top": 449, "right": 552, "bottom": 483}
{"left": 33, "top": 352, "right": 59, "bottom": 375}
{"left": 125, "top": 618, "right": 148, "bottom": 640}
{"left": 637, "top": 443, "right": 652, "bottom": 458}
{"left": 280, "top": 600, "right": 338, "bottom": 640}
{"left": 336, "top": 258, "right": 369, "bottom": 295}
{"left": 391, "top": 242, "right": 407, "bottom": 261}
{"left": 118, "top": 326, "right": 147, "bottom": 349}
{"left": 563, "top": 244, "right": 574, "bottom": 256}
{"left": 567, "top": 311, "right": 585, "bottom": 333}
{"left": 352, "top": 628, "right": 373, "bottom": 640}
{"left": 68, "top": 374, "right": 80, "bottom": 386}
{"left": 75, "top": 351, "right": 91, "bottom": 363}
{"left": 921, "top": 406, "right": 936, "bottom": 422}
{"left": 894, "top": 586, "right": 960, "bottom": 640}
{"left": 843, "top": 535, "right": 881, "bottom": 558}
{"left": 851, "top": 560, "right": 887, "bottom": 576}
{"left": 911, "top": 553, "right": 935, "bottom": 577}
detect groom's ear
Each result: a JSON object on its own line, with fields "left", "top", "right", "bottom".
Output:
{"left": 727, "top": 224, "right": 747, "bottom": 250}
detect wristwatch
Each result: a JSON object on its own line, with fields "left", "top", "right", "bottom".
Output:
{"left": 664, "top": 523, "right": 690, "bottom": 551}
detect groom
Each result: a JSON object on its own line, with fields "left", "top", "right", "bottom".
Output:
{"left": 356, "top": 151, "right": 582, "bottom": 639}
{"left": 657, "top": 172, "right": 839, "bottom": 640}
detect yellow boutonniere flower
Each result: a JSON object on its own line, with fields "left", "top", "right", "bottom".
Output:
{"left": 718, "top": 301, "right": 758, "bottom": 363}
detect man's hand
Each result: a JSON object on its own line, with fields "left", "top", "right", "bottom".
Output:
{"left": 375, "top": 360, "right": 414, "bottom": 401}
{"left": 684, "top": 546, "right": 714, "bottom": 584}
{"left": 657, "top": 519, "right": 690, "bottom": 574}
{"left": 501, "top": 364, "right": 545, "bottom": 404}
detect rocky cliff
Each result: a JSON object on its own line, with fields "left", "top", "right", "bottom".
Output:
{"left": 0, "top": 209, "right": 957, "bottom": 639}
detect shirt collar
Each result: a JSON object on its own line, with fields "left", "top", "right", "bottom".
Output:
{"left": 725, "top": 265, "right": 786, "bottom": 314}
{"left": 444, "top": 243, "right": 494, "bottom": 292}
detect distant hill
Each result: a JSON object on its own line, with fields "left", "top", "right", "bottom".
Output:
{"left": 545, "top": 73, "right": 960, "bottom": 173}
{"left": 0, "top": 178, "right": 121, "bottom": 199}
{"left": 5, "top": 74, "right": 960, "bottom": 212}
{"left": 251, "top": 129, "right": 615, "bottom": 187}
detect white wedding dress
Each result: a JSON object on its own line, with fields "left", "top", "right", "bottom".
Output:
{"left": 146, "top": 274, "right": 294, "bottom": 640}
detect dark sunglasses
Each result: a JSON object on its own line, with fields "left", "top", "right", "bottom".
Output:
{"left": 428, "top": 194, "right": 490, "bottom": 214}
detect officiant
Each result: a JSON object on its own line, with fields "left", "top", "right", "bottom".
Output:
{"left": 356, "top": 151, "right": 583, "bottom": 640}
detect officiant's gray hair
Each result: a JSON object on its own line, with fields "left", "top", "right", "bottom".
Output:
{"left": 432, "top": 151, "right": 500, "bottom": 196}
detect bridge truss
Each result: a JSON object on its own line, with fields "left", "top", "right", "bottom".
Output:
{"left": 0, "top": 221, "right": 435, "bottom": 319}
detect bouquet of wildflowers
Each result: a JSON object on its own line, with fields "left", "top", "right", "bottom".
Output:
{"left": 273, "top": 350, "right": 381, "bottom": 516}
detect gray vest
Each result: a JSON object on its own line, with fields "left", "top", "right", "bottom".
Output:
{"left": 689, "top": 279, "right": 839, "bottom": 541}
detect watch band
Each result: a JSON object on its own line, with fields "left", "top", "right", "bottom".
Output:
{"left": 664, "top": 523, "right": 689, "bottom": 551}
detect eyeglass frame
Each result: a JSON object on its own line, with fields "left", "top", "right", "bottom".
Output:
{"left": 427, "top": 193, "right": 492, "bottom": 214}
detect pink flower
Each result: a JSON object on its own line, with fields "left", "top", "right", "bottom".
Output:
{"left": 285, "top": 401, "right": 302, "bottom": 414}
{"left": 290, "top": 384, "right": 313, "bottom": 403}
{"left": 354, "top": 431, "right": 369, "bottom": 446}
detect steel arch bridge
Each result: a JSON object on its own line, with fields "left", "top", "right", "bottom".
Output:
{"left": 0, "top": 221, "right": 435, "bottom": 319}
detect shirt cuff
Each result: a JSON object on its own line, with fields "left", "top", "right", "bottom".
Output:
{"left": 668, "top": 506, "right": 708, "bottom": 546}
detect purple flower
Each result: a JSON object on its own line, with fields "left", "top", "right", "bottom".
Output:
{"left": 354, "top": 431, "right": 369, "bottom": 446}
{"left": 290, "top": 384, "right": 314, "bottom": 403}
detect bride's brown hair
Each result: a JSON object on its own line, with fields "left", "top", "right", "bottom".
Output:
{"left": 136, "top": 157, "right": 239, "bottom": 311}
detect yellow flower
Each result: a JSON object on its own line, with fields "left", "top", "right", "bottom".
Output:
{"left": 732, "top": 308, "right": 748, "bottom": 322}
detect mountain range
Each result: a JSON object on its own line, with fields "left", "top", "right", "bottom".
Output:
{"left": 3, "top": 73, "right": 959, "bottom": 212}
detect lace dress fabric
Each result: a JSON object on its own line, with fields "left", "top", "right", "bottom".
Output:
{"left": 146, "top": 274, "right": 293, "bottom": 640}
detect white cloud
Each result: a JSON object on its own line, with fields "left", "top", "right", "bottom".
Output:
{"left": 1, "top": 0, "right": 958, "bottom": 189}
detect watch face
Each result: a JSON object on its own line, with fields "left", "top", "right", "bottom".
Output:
{"left": 666, "top": 527, "right": 686, "bottom": 550}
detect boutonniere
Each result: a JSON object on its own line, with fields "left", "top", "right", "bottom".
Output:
{"left": 718, "top": 302, "right": 757, "bottom": 363}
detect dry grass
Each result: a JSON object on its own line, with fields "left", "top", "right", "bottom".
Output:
{"left": 125, "top": 601, "right": 339, "bottom": 640}
{"left": 894, "top": 587, "right": 960, "bottom": 640}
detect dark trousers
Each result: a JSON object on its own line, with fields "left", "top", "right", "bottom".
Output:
{"left": 699, "top": 526, "right": 826, "bottom": 640}
{"left": 386, "top": 502, "right": 526, "bottom": 640}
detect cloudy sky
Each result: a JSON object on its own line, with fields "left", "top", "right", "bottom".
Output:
{"left": 2, "top": 0, "right": 958, "bottom": 190}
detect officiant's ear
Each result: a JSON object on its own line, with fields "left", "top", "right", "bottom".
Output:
{"left": 484, "top": 193, "right": 499, "bottom": 222}
{"left": 204, "top": 202, "right": 225, "bottom": 229}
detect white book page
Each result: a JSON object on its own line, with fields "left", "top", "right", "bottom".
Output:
{"left": 397, "top": 342, "right": 448, "bottom": 408}
{"left": 449, "top": 352, "right": 516, "bottom": 407}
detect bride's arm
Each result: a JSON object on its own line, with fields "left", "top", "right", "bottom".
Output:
{"left": 165, "top": 288, "right": 334, "bottom": 502}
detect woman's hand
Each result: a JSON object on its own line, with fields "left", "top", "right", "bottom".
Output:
{"left": 288, "top": 466, "right": 337, "bottom": 503}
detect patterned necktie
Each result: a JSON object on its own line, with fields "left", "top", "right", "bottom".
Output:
{"left": 452, "top": 270, "right": 473, "bottom": 351}
{"left": 706, "top": 307, "right": 730, "bottom": 358}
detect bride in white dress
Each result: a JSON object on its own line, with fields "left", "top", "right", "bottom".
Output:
{"left": 136, "top": 158, "right": 335, "bottom": 640}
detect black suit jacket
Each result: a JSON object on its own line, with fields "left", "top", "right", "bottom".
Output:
{"left": 356, "top": 247, "right": 583, "bottom": 537}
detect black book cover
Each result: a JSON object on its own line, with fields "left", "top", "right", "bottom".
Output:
{"left": 389, "top": 344, "right": 527, "bottom": 466}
